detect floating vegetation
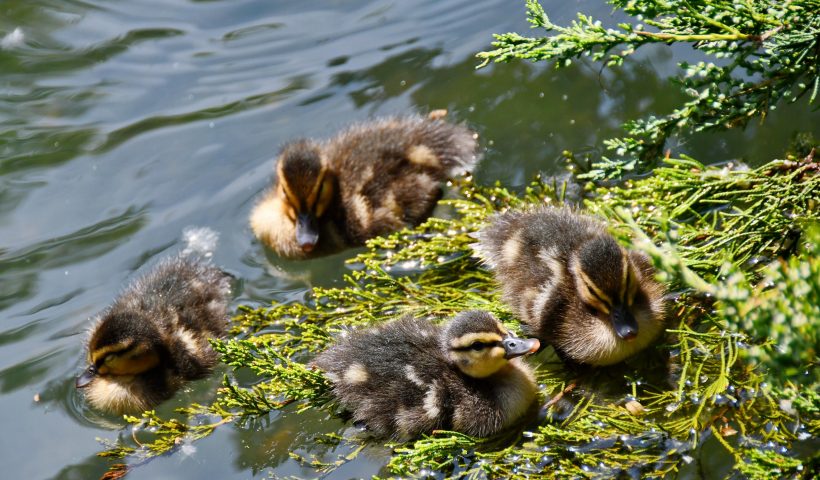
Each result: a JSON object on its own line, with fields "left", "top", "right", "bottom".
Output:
{"left": 95, "top": 156, "right": 818, "bottom": 478}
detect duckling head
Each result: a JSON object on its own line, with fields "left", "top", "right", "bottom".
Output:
{"left": 561, "top": 235, "right": 665, "bottom": 365}
{"left": 76, "top": 311, "right": 167, "bottom": 414}
{"left": 443, "top": 311, "right": 540, "bottom": 378}
{"left": 275, "top": 140, "right": 336, "bottom": 253}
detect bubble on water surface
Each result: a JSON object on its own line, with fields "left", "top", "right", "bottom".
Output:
{"left": 182, "top": 226, "right": 220, "bottom": 258}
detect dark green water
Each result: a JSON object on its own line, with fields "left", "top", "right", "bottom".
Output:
{"left": 0, "top": 1, "right": 817, "bottom": 478}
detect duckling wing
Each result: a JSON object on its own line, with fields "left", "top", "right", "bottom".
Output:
{"left": 313, "top": 316, "right": 456, "bottom": 440}
{"left": 140, "top": 256, "right": 231, "bottom": 336}
{"left": 130, "top": 256, "right": 232, "bottom": 378}
{"left": 476, "top": 208, "right": 603, "bottom": 335}
{"left": 325, "top": 116, "right": 478, "bottom": 244}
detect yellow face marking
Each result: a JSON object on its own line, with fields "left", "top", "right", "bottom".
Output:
{"left": 577, "top": 269, "right": 612, "bottom": 314}
{"left": 276, "top": 161, "right": 296, "bottom": 200}
{"left": 276, "top": 175, "right": 299, "bottom": 214}
{"left": 273, "top": 186, "right": 297, "bottom": 223}
{"left": 452, "top": 346, "right": 507, "bottom": 378}
{"left": 249, "top": 192, "right": 302, "bottom": 256}
{"left": 626, "top": 260, "right": 640, "bottom": 307}
{"left": 580, "top": 292, "right": 610, "bottom": 315}
{"left": 314, "top": 174, "right": 334, "bottom": 218}
{"left": 97, "top": 346, "right": 160, "bottom": 376}
{"left": 450, "top": 332, "right": 503, "bottom": 349}
{"left": 303, "top": 170, "right": 326, "bottom": 211}
{"left": 619, "top": 248, "right": 629, "bottom": 302}
{"left": 276, "top": 160, "right": 328, "bottom": 214}
{"left": 90, "top": 341, "right": 132, "bottom": 365}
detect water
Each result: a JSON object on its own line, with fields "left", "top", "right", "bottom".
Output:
{"left": 0, "top": 1, "right": 817, "bottom": 478}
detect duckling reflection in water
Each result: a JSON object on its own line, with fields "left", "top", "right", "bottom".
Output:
{"left": 474, "top": 207, "right": 665, "bottom": 366}
{"left": 76, "top": 236, "right": 232, "bottom": 415}
{"left": 312, "top": 311, "right": 540, "bottom": 440}
{"left": 250, "top": 111, "right": 478, "bottom": 259}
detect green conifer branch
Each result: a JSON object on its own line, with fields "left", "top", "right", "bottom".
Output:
{"left": 478, "top": 0, "right": 820, "bottom": 179}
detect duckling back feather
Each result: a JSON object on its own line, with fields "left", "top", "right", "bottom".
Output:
{"left": 326, "top": 116, "right": 478, "bottom": 244}
{"left": 127, "top": 255, "right": 230, "bottom": 376}
{"left": 475, "top": 207, "right": 665, "bottom": 366}
{"left": 313, "top": 317, "right": 445, "bottom": 439}
{"left": 313, "top": 314, "right": 536, "bottom": 440}
{"left": 250, "top": 114, "right": 478, "bottom": 258}
{"left": 81, "top": 253, "right": 232, "bottom": 414}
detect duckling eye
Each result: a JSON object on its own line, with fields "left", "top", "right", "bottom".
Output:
{"left": 469, "top": 341, "right": 485, "bottom": 351}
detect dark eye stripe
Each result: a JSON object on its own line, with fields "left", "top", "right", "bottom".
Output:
{"left": 95, "top": 351, "right": 122, "bottom": 368}
{"left": 452, "top": 340, "right": 500, "bottom": 351}
{"left": 622, "top": 266, "right": 632, "bottom": 302}
{"left": 309, "top": 178, "right": 325, "bottom": 212}
{"left": 583, "top": 279, "right": 611, "bottom": 306}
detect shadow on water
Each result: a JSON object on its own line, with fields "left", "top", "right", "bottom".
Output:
{"left": 296, "top": 45, "right": 684, "bottom": 187}
{"left": 325, "top": 43, "right": 819, "bottom": 185}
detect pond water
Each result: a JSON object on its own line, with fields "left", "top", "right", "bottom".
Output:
{"left": 1, "top": 1, "right": 817, "bottom": 478}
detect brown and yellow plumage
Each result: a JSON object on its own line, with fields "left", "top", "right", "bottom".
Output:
{"left": 474, "top": 207, "right": 665, "bottom": 366}
{"left": 312, "top": 311, "right": 539, "bottom": 440}
{"left": 250, "top": 112, "right": 478, "bottom": 258}
{"left": 77, "top": 254, "right": 232, "bottom": 415}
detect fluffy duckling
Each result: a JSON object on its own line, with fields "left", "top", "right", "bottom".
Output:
{"left": 250, "top": 112, "right": 478, "bottom": 258}
{"left": 76, "top": 254, "right": 232, "bottom": 415}
{"left": 312, "top": 310, "right": 540, "bottom": 440}
{"left": 474, "top": 207, "right": 665, "bottom": 366}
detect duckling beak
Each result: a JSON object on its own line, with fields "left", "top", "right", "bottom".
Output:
{"left": 296, "top": 212, "right": 319, "bottom": 252}
{"left": 75, "top": 366, "right": 97, "bottom": 389}
{"left": 612, "top": 304, "right": 638, "bottom": 340}
{"left": 501, "top": 336, "right": 540, "bottom": 359}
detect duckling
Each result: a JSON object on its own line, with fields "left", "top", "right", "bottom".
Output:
{"left": 312, "top": 310, "right": 540, "bottom": 440}
{"left": 76, "top": 254, "right": 232, "bottom": 415}
{"left": 250, "top": 112, "right": 478, "bottom": 258}
{"left": 474, "top": 207, "right": 665, "bottom": 366}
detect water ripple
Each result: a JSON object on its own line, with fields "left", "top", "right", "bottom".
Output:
{"left": 0, "top": 206, "right": 148, "bottom": 273}
{"left": 94, "top": 77, "right": 309, "bottom": 153}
